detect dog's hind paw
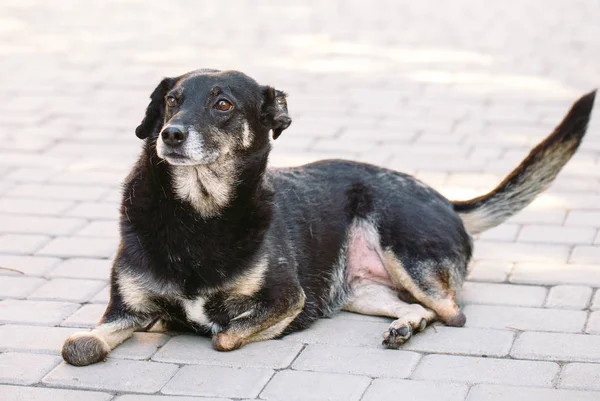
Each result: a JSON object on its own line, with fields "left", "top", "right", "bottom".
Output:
{"left": 382, "top": 317, "right": 427, "bottom": 349}
{"left": 62, "top": 332, "right": 110, "bottom": 366}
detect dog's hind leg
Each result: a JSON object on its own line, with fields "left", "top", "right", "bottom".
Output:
{"left": 343, "top": 283, "right": 436, "bottom": 348}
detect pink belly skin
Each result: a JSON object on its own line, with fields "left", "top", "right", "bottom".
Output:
{"left": 345, "top": 222, "right": 395, "bottom": 288}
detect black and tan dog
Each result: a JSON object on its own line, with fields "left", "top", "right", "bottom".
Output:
{"left": 62, "top": 69, "right": 595, "bottom": 366}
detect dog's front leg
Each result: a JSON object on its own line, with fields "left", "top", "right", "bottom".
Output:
{"left": 212, "top": 290, "right": 306, "bottom": 351}
{"left": 62, "top": 270, "right": 155, "bottom": 366}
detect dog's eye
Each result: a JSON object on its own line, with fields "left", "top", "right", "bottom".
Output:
{"left": 166, "top": 96, "right": 178, "bottom": 108}
{"left": 215, "top": 100, "right": 233, "bottom": 112}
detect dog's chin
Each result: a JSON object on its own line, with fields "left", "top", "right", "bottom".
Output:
{"left": 158, "top": 152, "right": 220, "bottom": 167}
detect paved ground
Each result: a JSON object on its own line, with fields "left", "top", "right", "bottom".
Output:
{"left": 1, "top": 0, "right": 600, "bottom": 400}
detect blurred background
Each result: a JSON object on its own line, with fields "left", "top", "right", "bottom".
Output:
{"left": 0, "top": 0, "right": 599, "bottom": 260}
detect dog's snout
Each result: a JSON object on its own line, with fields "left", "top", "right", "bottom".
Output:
{"left": 162, "top": 126, "right": 188, "bottom": 147}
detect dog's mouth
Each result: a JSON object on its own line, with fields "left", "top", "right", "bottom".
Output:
{"left": 159, "top": 150, "right": 221, "bottom": 166}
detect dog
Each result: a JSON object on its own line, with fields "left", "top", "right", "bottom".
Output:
{"left": 61, "top": 69, "right": 596, "bottom": 366}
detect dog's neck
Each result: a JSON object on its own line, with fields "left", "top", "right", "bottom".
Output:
{"left": 168, "top": 149, "right": 271, "bottom": 219}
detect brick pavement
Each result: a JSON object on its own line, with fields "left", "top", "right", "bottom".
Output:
{"left": 1, "top": 0, "right": 600, "bottom": 399}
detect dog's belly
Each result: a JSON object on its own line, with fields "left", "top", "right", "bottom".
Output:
{"left": 345, "top": 220, "right": 394, "bottom": 288}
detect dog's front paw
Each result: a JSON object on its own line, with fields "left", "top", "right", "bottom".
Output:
{"left": 62, "top": 332, "right": 110, "bottom": 366}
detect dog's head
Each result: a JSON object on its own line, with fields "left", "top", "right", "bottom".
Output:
{"left": 135, "top": 69, "right": 291, "bottom": 166}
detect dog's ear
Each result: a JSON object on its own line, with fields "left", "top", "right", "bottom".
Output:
{"left": 261, "top": 86, "right": 291, "bottom": 140}
{"left": 135, "top": 77, "right": 177, "bottom": 139}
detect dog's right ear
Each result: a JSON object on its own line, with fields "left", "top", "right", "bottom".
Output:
{"left": 135, "top": 77, "right": 177, "bottom": 139}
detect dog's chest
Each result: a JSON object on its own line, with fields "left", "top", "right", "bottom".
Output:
{"left": 181, "top": 296, "right": 221, "bottom": 333}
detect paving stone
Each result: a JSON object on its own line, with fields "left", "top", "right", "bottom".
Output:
{"left": 585, "top": 311, "right": 600, "bottom": 334}
{"left": 403, "top": 326, "right": 514, "bottom": 357}
{"left": 511, "top": 332, "right": 600, "bottom": 362}
{"left": 0, "top": 299, "right": 79, "bottom": 325}
{"left": 362, "top": 379, "right": 469, "bottom": 401}
{"left": 511, "top": 263, "right": 600, "bottom": 286}
{"left": 466, "top": 260, "right": 513, "bottom": 283}
{"left": 0, "top": 275, "right": 46, "bottom": 298}
{"left": 7, "top": 184, "right": 109, "bottom": 201}
{"left": 0, "top": 234, "right": 51, "bottom": 254}
{"left": 75, "top": 220, "right": 120, "bottom": 238}
{"left": 463, "top": 304, "right": 587, "bottom": 333}
{"left": 111, "top": 332, "right": 170, "bottom": 360}
{"left": 153, "top": 335, "right": 302, "bottom": 369}
{"left": 29, "top": 278, "right": 106, "bottom": 302}
{"left": 0, "top": 385, "right": 112, "bottom": 401}
{"left": 458, "top": 282, "right": 547, "bottom": 307}
{"left": 162, "top": 365, "right": 273, "bottom": 399}
{"left": 36, "top": 237, "right": 118, "bottom": 258}
{"left": 292, "top": 344, "right": 420, "bottom": 378}
{"left": 61, "top": 303, "right": 107, "bottom": 328}
{"left": 43, "top": 359, "right": 179, "bottom": 393}
{"left": 570, "top": 246, "right": 600, "bottom": 264}
{"left": 473, "top": 241, "right": 570, "bottom": 263}
{"left": 0, "top": 324, "right": 79, "bottom": 354}
{"left": 593, "top": 291, "right": 600, "bottom": 310}
{"left": 90, "top": 285, "right": 111, "bottom": 303}
{"left": 0, "top": 214, "right": 87, "bottom": 236}
{"left": 0, "top": 255, "right": 60, "bottom": 277}
{"left": 49, "top": 258, "right": 112, "bottom": 280}
{"left": 259, "top": 370, "right": 370, "bottom": 401}
{"left": 0, "top": 352, "right": 61, "bottom": 385}
{"left": 559, "top": 363, "right": 600, "bottom": 391}
{"left": 545, "top": 285, "right": 593, "bottom": 309}
{"left": 478, "top": 224, "right": 519, "bottom": 242}
{"left": 506, "top": 209, "right": 566, "bottom": 225}
{"left": 411, "top": 354, "right": 559, "bottom": 387}
{"left": 517, "top": 225, "right": 596, "bottom": 244}
{"left": 0, "top": 197, "right": 73, "bottom": 216}
{"left": 565, "top": 211, "right": 600, "bottom": 227}
{"left": 115, "top": 396, "right": 230, "bottom": 401}
{"left": 282, "top": 315, "right": 388, "bottom": 347}
{"left": 65, "top": 202, "right": 120, "bottom": 220}
{"left": 466, "top": 384, "right": 600, "bottom": 401}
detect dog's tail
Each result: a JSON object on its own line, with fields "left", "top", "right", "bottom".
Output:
{"left": 453, "top": 90, "right": 596, "bottom": 235}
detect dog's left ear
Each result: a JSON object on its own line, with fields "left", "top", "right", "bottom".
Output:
{"left": 261, "top": 86, "right": 292, "bottom": 140}
{"left": 135, "top": 77, "right": 177, "bottom": 139}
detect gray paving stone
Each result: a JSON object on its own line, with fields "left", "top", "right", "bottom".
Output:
{"left": 593, "top": 290, "right": 600, "bottom": 310}
{"left": 585, "top": 312, "right": 600, "bottom": 334}
{"left": 570, "top": 246, "right": 600, "bottom": 264}
{"left": 259, "top": 370, "right": 370, "bottom": 401}
{"left": 463, "top": 304, "right": 587, "bottom": 333}
{"left": 292, "top": 344, "right": 420, "bottom": 378}
{"left": 36, "top": 237, "right": 118, "bottom": 258}
{"left": 466, "top": 260, "right": 513, "bottom": 283}
{"left": 478, "top": 224, "right": 519, "bottom": 242}
{"left": 517, "top": 225, "right": 596, "bottom": 244}
{"left": 153, "top": 335, "right": 302, "bottom": 369}
{"left": 0, "top": 214, "right": 87, "bottom": 236}
{"left": 49, "top": 258, "right": 112, "bottom": 280}
{"left": 403, "top": 326, "right": 514, "bottom": 357}
{"left": 0, "top": 352, "right": 61, "bottom": 385}
{"left": 0, "top": 275, "right": 46, "bottom": 298}
{"left": 90, "top": 285, "right": 110, "bottom": 303}
{"left": 282, "top": 315, "right": 387, "bottom": 348}
{"left": 110, "top": 332, "right": 170, "bottom": 360}
{"left": 0, "top": 324, "right": 79, "bottom": 354}
{"left": 115, "top": 396, "right": 230, "bottom": 401}
{"left": 28, "top": 278, "right": 106, "bottom": 302}
{"left": 466, "top": 384, "right": 600, "bottom": 401}
{"left": 457, "top": 282, "right": 547, "bottom": 307}
{"left": 0, "top": 197, "right": 73, "bottom": 216}
{"left": 559, "top": 363, "right": 600, "bottom": 391}
{"left": 0, "top": 234, "right": 51, "bottom": 254}
{"left": 0, "top": 299, "right": 79, "bottom": 325}
{"left": 545, "top": 285, "right": 593, "bottom": 309}
{"left": 43, "top": 359, "right": 179, "bottom": 393}
{"left": 511, "top": 332, "right": 600, "bottom": 362}
{"left": 411, "top": 354, "right": 559, "bottom": 386}
{"left": 75, "top": 220, "right": 120, "bottom": 238}
{"left": 565, "top": 211, "right": 600, "bottom": 227}
{"left": 60, "top": 303, "right": 107, "bottom": 328}
{"left": 7, "top": 184, "right": 109, "bottom": 201}
{"left": 362, "top": 379, "right": 469, "bottom": 401}
{"left": 511, "top": 262, "right": 600, "bottom": 286}
{"left": 473, "top": 241, "right": 570, "bottom": 263}
{"left": 0, "top": 255, "right": 60, "bottom": 277}
{"left": 65, "top": 202, "right": 120, "bottom": 220}
{"left": 0, "top": 385, "right": 112, "bottom": 401}
{"left": 162, "top": 365, "right": 273, "bottom": 399}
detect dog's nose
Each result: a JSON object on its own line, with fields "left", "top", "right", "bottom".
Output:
{"left": 161, "top": 126, "right": 188, "bottom": 147}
